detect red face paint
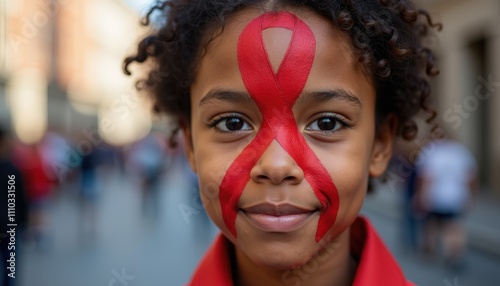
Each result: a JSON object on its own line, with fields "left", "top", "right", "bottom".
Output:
{"left": 219, "top": 12, "right": 339, "bottom": 242}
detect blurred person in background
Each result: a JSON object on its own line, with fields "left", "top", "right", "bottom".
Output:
{"left": 392, "top": 139, "right": 421, "bottom": 254}
{"left": 403, "top": 160, "right": 419, "bottom": 253}
{"left": 127, "top": 132, "right": 169, "bottom": 218}
{"left": 12, "top": 138, "right": 54, "bottom": 251}
{"left": 78, "top": 145, "right": 101, "bottom": 244}
{"left": 0, "top": 127, "right": 28, "bottom": 286}
{"left": 416, "top": 139, "right": 478, "bottom": 270}
{"left": 39, "top": 131, "right": 71, "bottom": 190}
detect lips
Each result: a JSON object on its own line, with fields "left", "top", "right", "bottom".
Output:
{"left": 240, "top": 203, "right": 318, "bottom": 233}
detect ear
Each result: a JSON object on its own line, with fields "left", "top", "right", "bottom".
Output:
{"left": 180, "top": 121, "right": 197, "bottom": 173}
{"left": 369, "top": 115, "right": 397, "bottom": 177}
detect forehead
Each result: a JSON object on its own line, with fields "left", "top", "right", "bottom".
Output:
{"left": 191, "top": 7, "right": 374, "bottom": 105}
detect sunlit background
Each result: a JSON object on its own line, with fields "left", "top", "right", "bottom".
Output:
{"left": 2, "top": 0, "right": 156, "bottom": 146}
{"left": 0, "top": 0, "right": 499, "bottom": 285}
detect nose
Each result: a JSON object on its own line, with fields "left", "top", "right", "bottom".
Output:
{"left": 250, "top": 140, "right": 304, "bottom": 185}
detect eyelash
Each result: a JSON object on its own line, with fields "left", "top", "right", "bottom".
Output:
{"left": 208, "top": 113, "right": 252, "bottom": 133}
{"left": 208, "top": 112, "right": 352, "bottom": 135}
{"left": 306, "top": 113, "right": 353, "bottom": 134}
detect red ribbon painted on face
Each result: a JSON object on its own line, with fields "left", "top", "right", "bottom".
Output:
{"left": 219, "top": 12, "right": 339, "bottom": 242}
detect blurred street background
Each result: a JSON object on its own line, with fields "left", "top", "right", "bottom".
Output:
{"left": 1, "top": 0, "right": 500, "bottom": 285}
{"left": 9, "top": 162, "right": 500, "bottom": 286}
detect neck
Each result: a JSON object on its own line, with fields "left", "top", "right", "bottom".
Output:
{"left": 235, "top": 228, "right": 356, "bottom": 286}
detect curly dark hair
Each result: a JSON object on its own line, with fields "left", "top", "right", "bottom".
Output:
{"left": 123, "top": 0, "right": 441, "bottom": 141}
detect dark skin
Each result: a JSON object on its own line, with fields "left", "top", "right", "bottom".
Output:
{"left": 123, "top": 1, "right": 442, "bottom": 284}
{"left": 182, "top": 7, "right": 397, "bottom": 286}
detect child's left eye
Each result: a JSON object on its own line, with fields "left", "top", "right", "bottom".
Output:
{"left": 305, "top": 114, "right": 350, "bottom": 133}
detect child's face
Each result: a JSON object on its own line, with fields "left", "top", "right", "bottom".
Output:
{"left": 184, "top": 8, "right": 394, "bottom": 269}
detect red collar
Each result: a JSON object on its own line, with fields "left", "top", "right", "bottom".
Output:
{"left": 188, "top": 216, "right": 414, "bottom": 286}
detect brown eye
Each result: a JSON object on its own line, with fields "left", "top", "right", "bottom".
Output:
{"left": 305, "top": 113, "right": 352, "bottom": 134}
{"left": 214, "top": 116, "right": 252, "bottom": 132}
{"left": 308, "top": 117, "right": 340, "bottom": 131}
{"left": 224, "top": 118, "right": 244, "bottom": 130}
{"left": 317, "top": 118, "right": 337, "bottom": 130}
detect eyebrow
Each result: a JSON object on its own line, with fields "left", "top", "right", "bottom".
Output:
{"left": 199, "top": 88, "right": 363, "bottom": 109}
{"left": 199, "top": 89, "right": 253, "bottom": 106}
{"left": 296, "top": 89, "right": 363, "bottom": 109}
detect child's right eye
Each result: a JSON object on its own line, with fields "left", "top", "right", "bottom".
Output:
{"left": 209, "top": 113, "right": 253, "bottom": 133}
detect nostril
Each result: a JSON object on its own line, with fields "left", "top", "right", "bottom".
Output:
{"left": 257, "top": 175, "right": 269, "bottom": 181}
{"left": 255, "top": 174, "right": 299, "bottom": 185}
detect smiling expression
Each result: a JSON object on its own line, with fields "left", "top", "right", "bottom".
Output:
{"left": 184, "top": 7, "right": 394, "bottom": 269}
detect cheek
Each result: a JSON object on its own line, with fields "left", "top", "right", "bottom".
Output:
{"left": 331, "top": 146, "right": 370, "bottom": 191}
{"left": 194, "top": 142, "right": 241, "bottom": 238}
{"left": 314, "top": 139, "right": 371, "bottom": 186}
{"left": 333, "top": 156, "right": 369, "bottom": 204}
{"left": 313, "top": 140, "right": 371, "bottom": 221}
{"left": 196, "top": 161, "right": 227, "bottom": 234}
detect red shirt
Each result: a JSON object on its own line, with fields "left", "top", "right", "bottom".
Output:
{"left": 188, "top": 216, "right": 414, "bottom": 286}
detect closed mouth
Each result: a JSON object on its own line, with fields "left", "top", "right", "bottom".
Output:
{"left": 240, "top": 203, "right": 318, "bottom": 232}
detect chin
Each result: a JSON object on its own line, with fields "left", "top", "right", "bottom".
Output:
{"left": 257, "top": 258, "right": 308, "bottom": 271}
{"left": 250, "top": 247, "right": 313, "bottom": 271}
{"left": 234, "top": 217, "right": 321, "bottom": 271}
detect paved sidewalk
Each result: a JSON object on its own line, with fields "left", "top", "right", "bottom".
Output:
{"left": 363, "top": 184, "right": 500, "bottom": 257}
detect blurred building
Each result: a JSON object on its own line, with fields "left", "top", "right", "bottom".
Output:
{"left": 422, "top": 0, "right": 500, "bottom": 195}
{"left": 0, "top": 0, "right": 152, "bottom": 146}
